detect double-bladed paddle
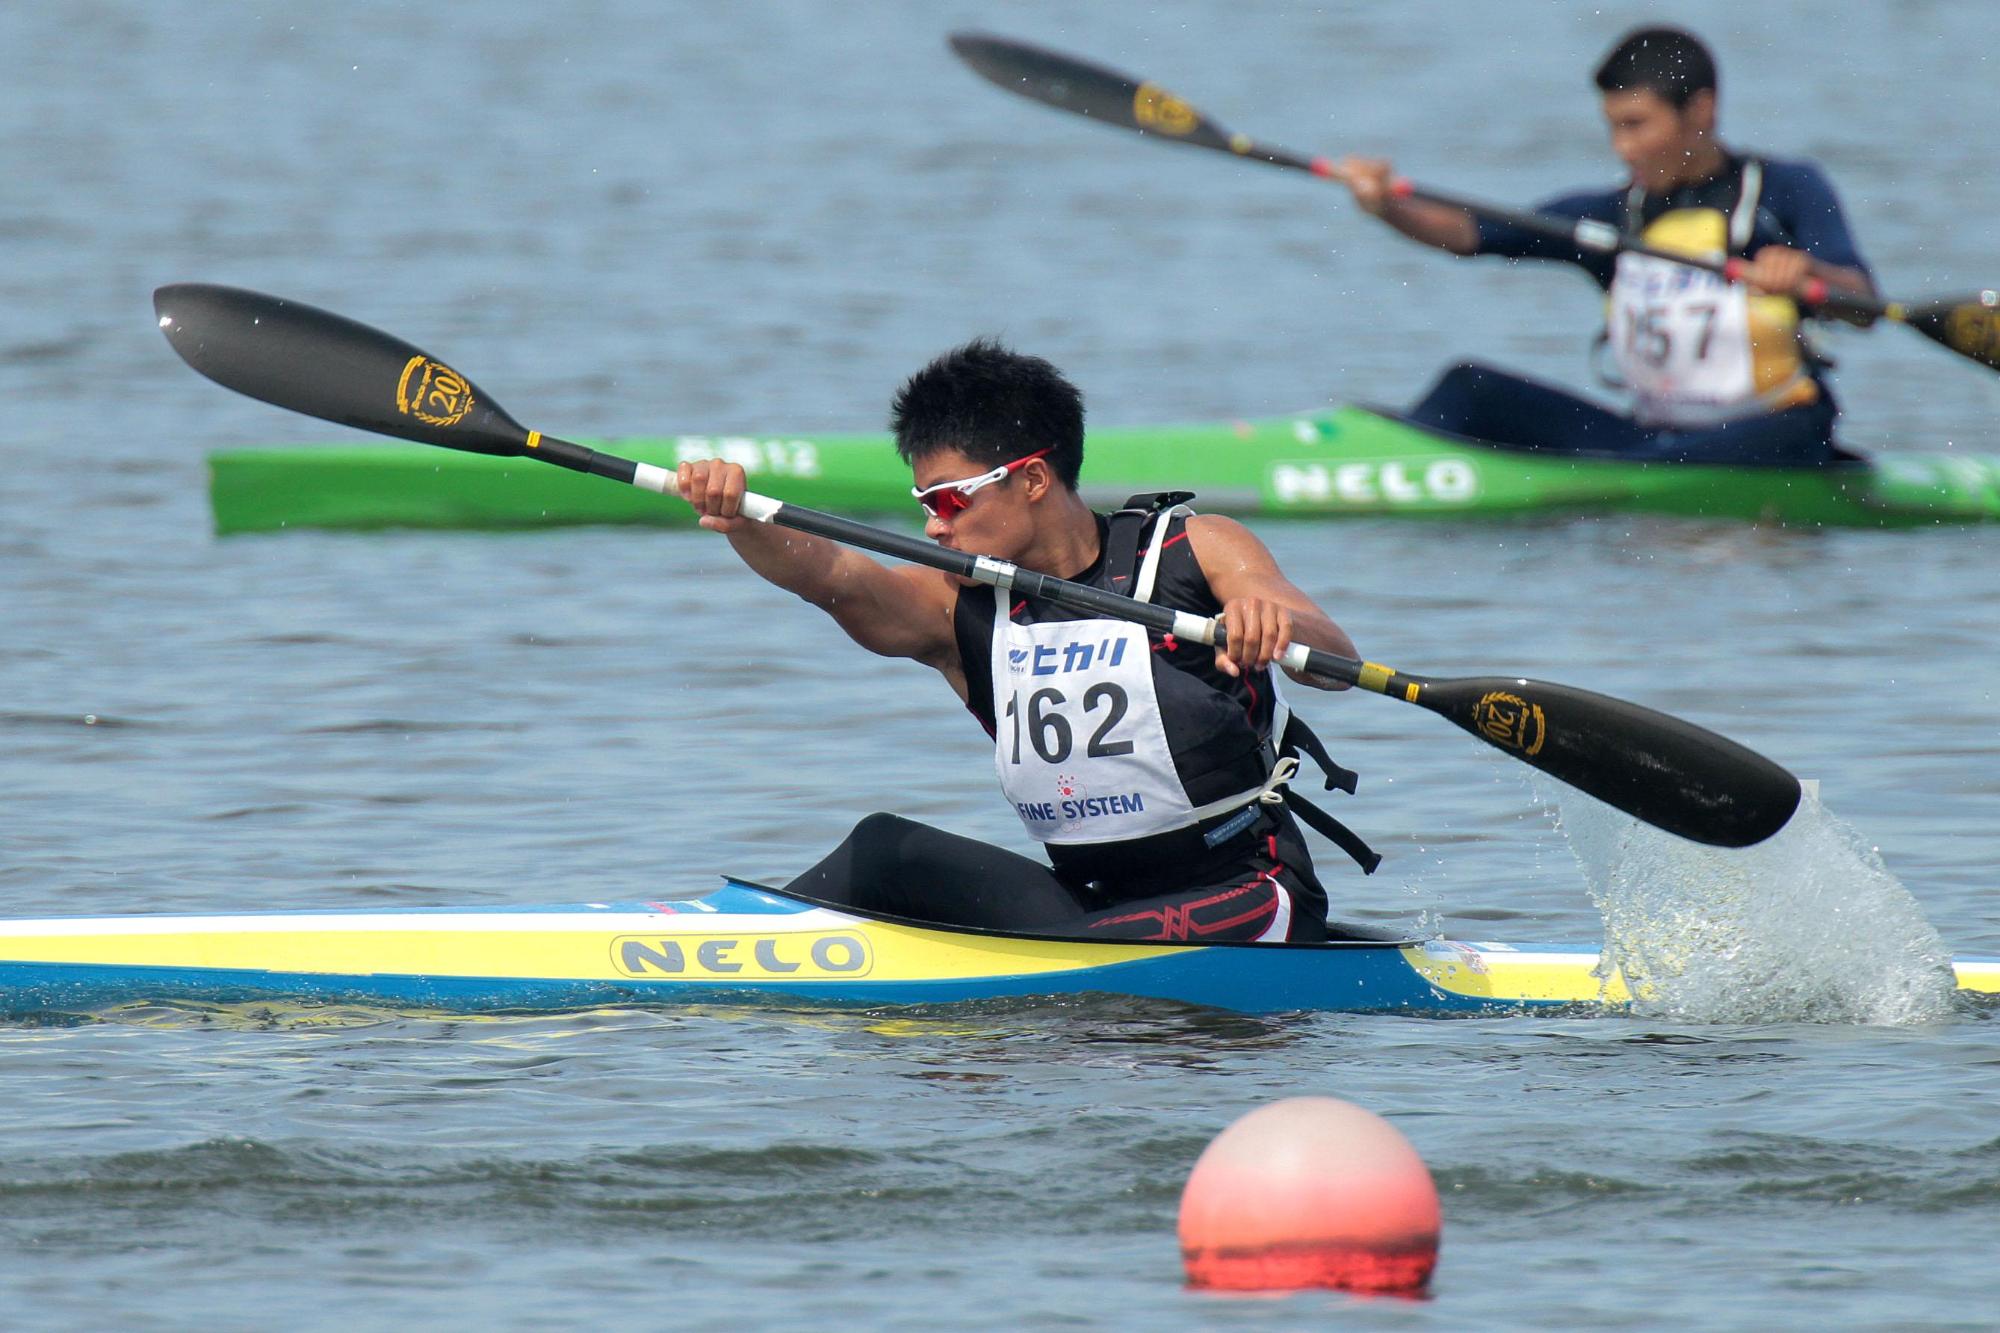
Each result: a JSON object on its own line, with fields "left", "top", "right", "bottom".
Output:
{"left": 152, "top": 281, "right": 1803, "bottom": 848}
{"left": 948, "top": 31, "right": 2000, "bottom": 375}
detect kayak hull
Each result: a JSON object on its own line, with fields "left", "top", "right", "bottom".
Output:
{"left": 4, "top": 881, "right": 1996, "bottom": 1018}
{"left": 207, "top": 406, "right": 2000, "bottom": 533}
{"left": 0, "top": 883, "right": 1493, "bottom": 1016}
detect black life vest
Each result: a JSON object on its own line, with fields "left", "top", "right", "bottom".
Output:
{"left": 954, "top": 492, "right": 1378, "bottom": 878}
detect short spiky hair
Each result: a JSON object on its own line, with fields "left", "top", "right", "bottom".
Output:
{"left": 889, "top": 338, "right": 1084, "bottom": 488}
{"left": 1594, "top": 26, "right": 1717, "bottom": 108}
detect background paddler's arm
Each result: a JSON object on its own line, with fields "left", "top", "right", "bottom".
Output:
{"left": 1738, "top": 246, "right": 1878, "bottom": 324}
{"left": 1337, "top": 156, "right": 1479, "bottom": 255}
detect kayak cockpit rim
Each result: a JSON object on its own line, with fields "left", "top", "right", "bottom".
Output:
{"left": 742, "top": 878, "right": 1424, "bottom": 949}
{"left": 1347, "top": 403, "right": 1878, "bottom": 470}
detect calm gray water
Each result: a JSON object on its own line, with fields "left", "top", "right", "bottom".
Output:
{"left": 5, "top": 2, "right": 1999, "bottom": 1326}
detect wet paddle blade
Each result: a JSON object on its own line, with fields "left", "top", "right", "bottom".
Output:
{"left": 1901, "top": 291, "right": 2000, "bottom": 371}
{"left": 1410, "top": 675, "right": 1802, "bottom": 848}
{"left": 153, "top": 283, "right": 532, "bottom": 456}
{"left": 948, "top": 31, "right": 1243, "bottom": 154}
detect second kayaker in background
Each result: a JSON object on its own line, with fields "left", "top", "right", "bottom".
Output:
{"left": 1340, "top": 25, "right": 1877, "bottom": 465}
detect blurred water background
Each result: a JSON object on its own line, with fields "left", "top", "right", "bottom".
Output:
{"left": 3, "top": 2, "right": 1997, "bottom": 1326}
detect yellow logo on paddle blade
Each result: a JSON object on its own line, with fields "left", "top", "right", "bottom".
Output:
{"left": 1132, "top": 82, "right": 1198, "bottom": 136}
{"left": 396, "top": 355, "right": 475, "bottom": 428}
{"left": 1946, "top": 302, "right": 2000, "bottom": 368}
{"left": 1472, "top": 691, "right": 1546, "bottom": 756}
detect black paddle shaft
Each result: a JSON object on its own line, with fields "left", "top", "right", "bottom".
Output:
{"left": 747, "top": 502, "right": 1802, "bottom": 849}
{"left": 153, "top": 282, "right": 1802, "bottom": 848}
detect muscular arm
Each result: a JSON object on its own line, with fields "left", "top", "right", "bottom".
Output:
{"left": 1338, "top": 156, "right": 1479, "bottom": 254}
{"left": 677, "top": 460, "right": 968, "bottom": 697}
{"left": 1741, "top": 160, "right": 1878, "bottom": 321}
{"left": 1184, "top": 514, "right": 1357, "bottom": 691}
{"left": 1738, "top": 245, "right": 1875, "bottom": 321}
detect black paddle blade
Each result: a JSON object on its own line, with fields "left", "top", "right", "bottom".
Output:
{"left": 1903, "top": 291, "right": 2000, "bottom": 371}
{"left": 153, "top": 283, "right": 531, "bottom": 456}
{"left": 949, "top": 31, "right": 1240, "bottom": 152}
{"left": 1417, "top": 676, "right": 1802, "bottom": 848}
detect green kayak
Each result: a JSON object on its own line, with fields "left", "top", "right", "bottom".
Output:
{"left": 207, "top": 405, "right": 2000, "bottom": 533}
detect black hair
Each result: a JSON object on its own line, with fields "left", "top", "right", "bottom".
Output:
{"left": 1593, "top": 26, "right": 1717, "bottom": 109}
{"left": 889, "top": 338, "right": 1084, "bottom": 489}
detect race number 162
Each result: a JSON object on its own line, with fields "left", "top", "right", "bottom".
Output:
{"left": 1003, "top": 684, "right": 1133, "bottom": 764}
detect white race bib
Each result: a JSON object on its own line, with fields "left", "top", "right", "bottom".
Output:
{"left": 1608, "top": 251, "right": 1756, "bottom": 426}
{"left": 990, "top": 617, "right": 1194, "bottom": 845}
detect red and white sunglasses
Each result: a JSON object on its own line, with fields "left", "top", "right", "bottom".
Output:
{"left": 910, "top": 447, "right": 1053, "bottom": 520}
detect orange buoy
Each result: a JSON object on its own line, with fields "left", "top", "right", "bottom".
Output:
{"left": 1178, "top": 1096, "right": 1440, "bottom": 1294}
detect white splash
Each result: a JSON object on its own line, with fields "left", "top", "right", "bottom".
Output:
{"left": 1555, "top": 785, "right": 1957, "bottom": 1026}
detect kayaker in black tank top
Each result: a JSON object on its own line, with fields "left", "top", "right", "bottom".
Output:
{"left": 677, "top": 340, "right": 1373, "bottom": 943}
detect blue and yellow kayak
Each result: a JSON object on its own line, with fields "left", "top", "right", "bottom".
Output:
{"left": 3, "top": 881, "right": 1996, "bottom": 1017}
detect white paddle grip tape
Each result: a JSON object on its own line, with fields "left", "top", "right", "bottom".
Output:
{"left": 629, "top": 465, "right": 778, "bottom": 524}
{"left": 1172, "top": 611, "right": 1216, "bottom": 644}
{"left": 973, "top": 555, "right": 1017, "bottom": 590}
{"left": 1574, "top": 219, "right": 1619, "bottom": 252}
{"left": 1278, "top": 642, "right": 1313, "bottom": 673}
{"left": 631, "top": 462, "right": 676, "bottom": 495}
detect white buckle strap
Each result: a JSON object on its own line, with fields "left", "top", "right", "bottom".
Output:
{"left": 1730, "top": 158, "right": 1763, "bottom": 253}
{"left": 1133, "top": 504, "right": 1195, "bottom": 604}
{"left": 1186, "top": 754, "right": 1302, "bottom": 825}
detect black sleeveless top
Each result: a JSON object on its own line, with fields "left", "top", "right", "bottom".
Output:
{"left": 952, "top": 495, "right": 1379, "bottom": 883}
{"left": 953, "top": 505, "right": 1278, "bottom": 817}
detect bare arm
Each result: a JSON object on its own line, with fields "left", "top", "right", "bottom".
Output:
{"left": 677, "top": 460, "right": 967, "bottom": 696}
{"left": 1737, "top": 246, "right": 1878, "bottom": 326}
{"left": 1184, "top": 514, "right": 1356, "bottom": 691}
{"left": 1338, "top": 156, "right": 1479, "bottom": 256}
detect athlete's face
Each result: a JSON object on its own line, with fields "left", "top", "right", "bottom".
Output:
{"left": 1602, "top": 87, "right": 1717, "bottom": 192}
{"left": 913, "top": 446, "right": 1045, "bottom": 565}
